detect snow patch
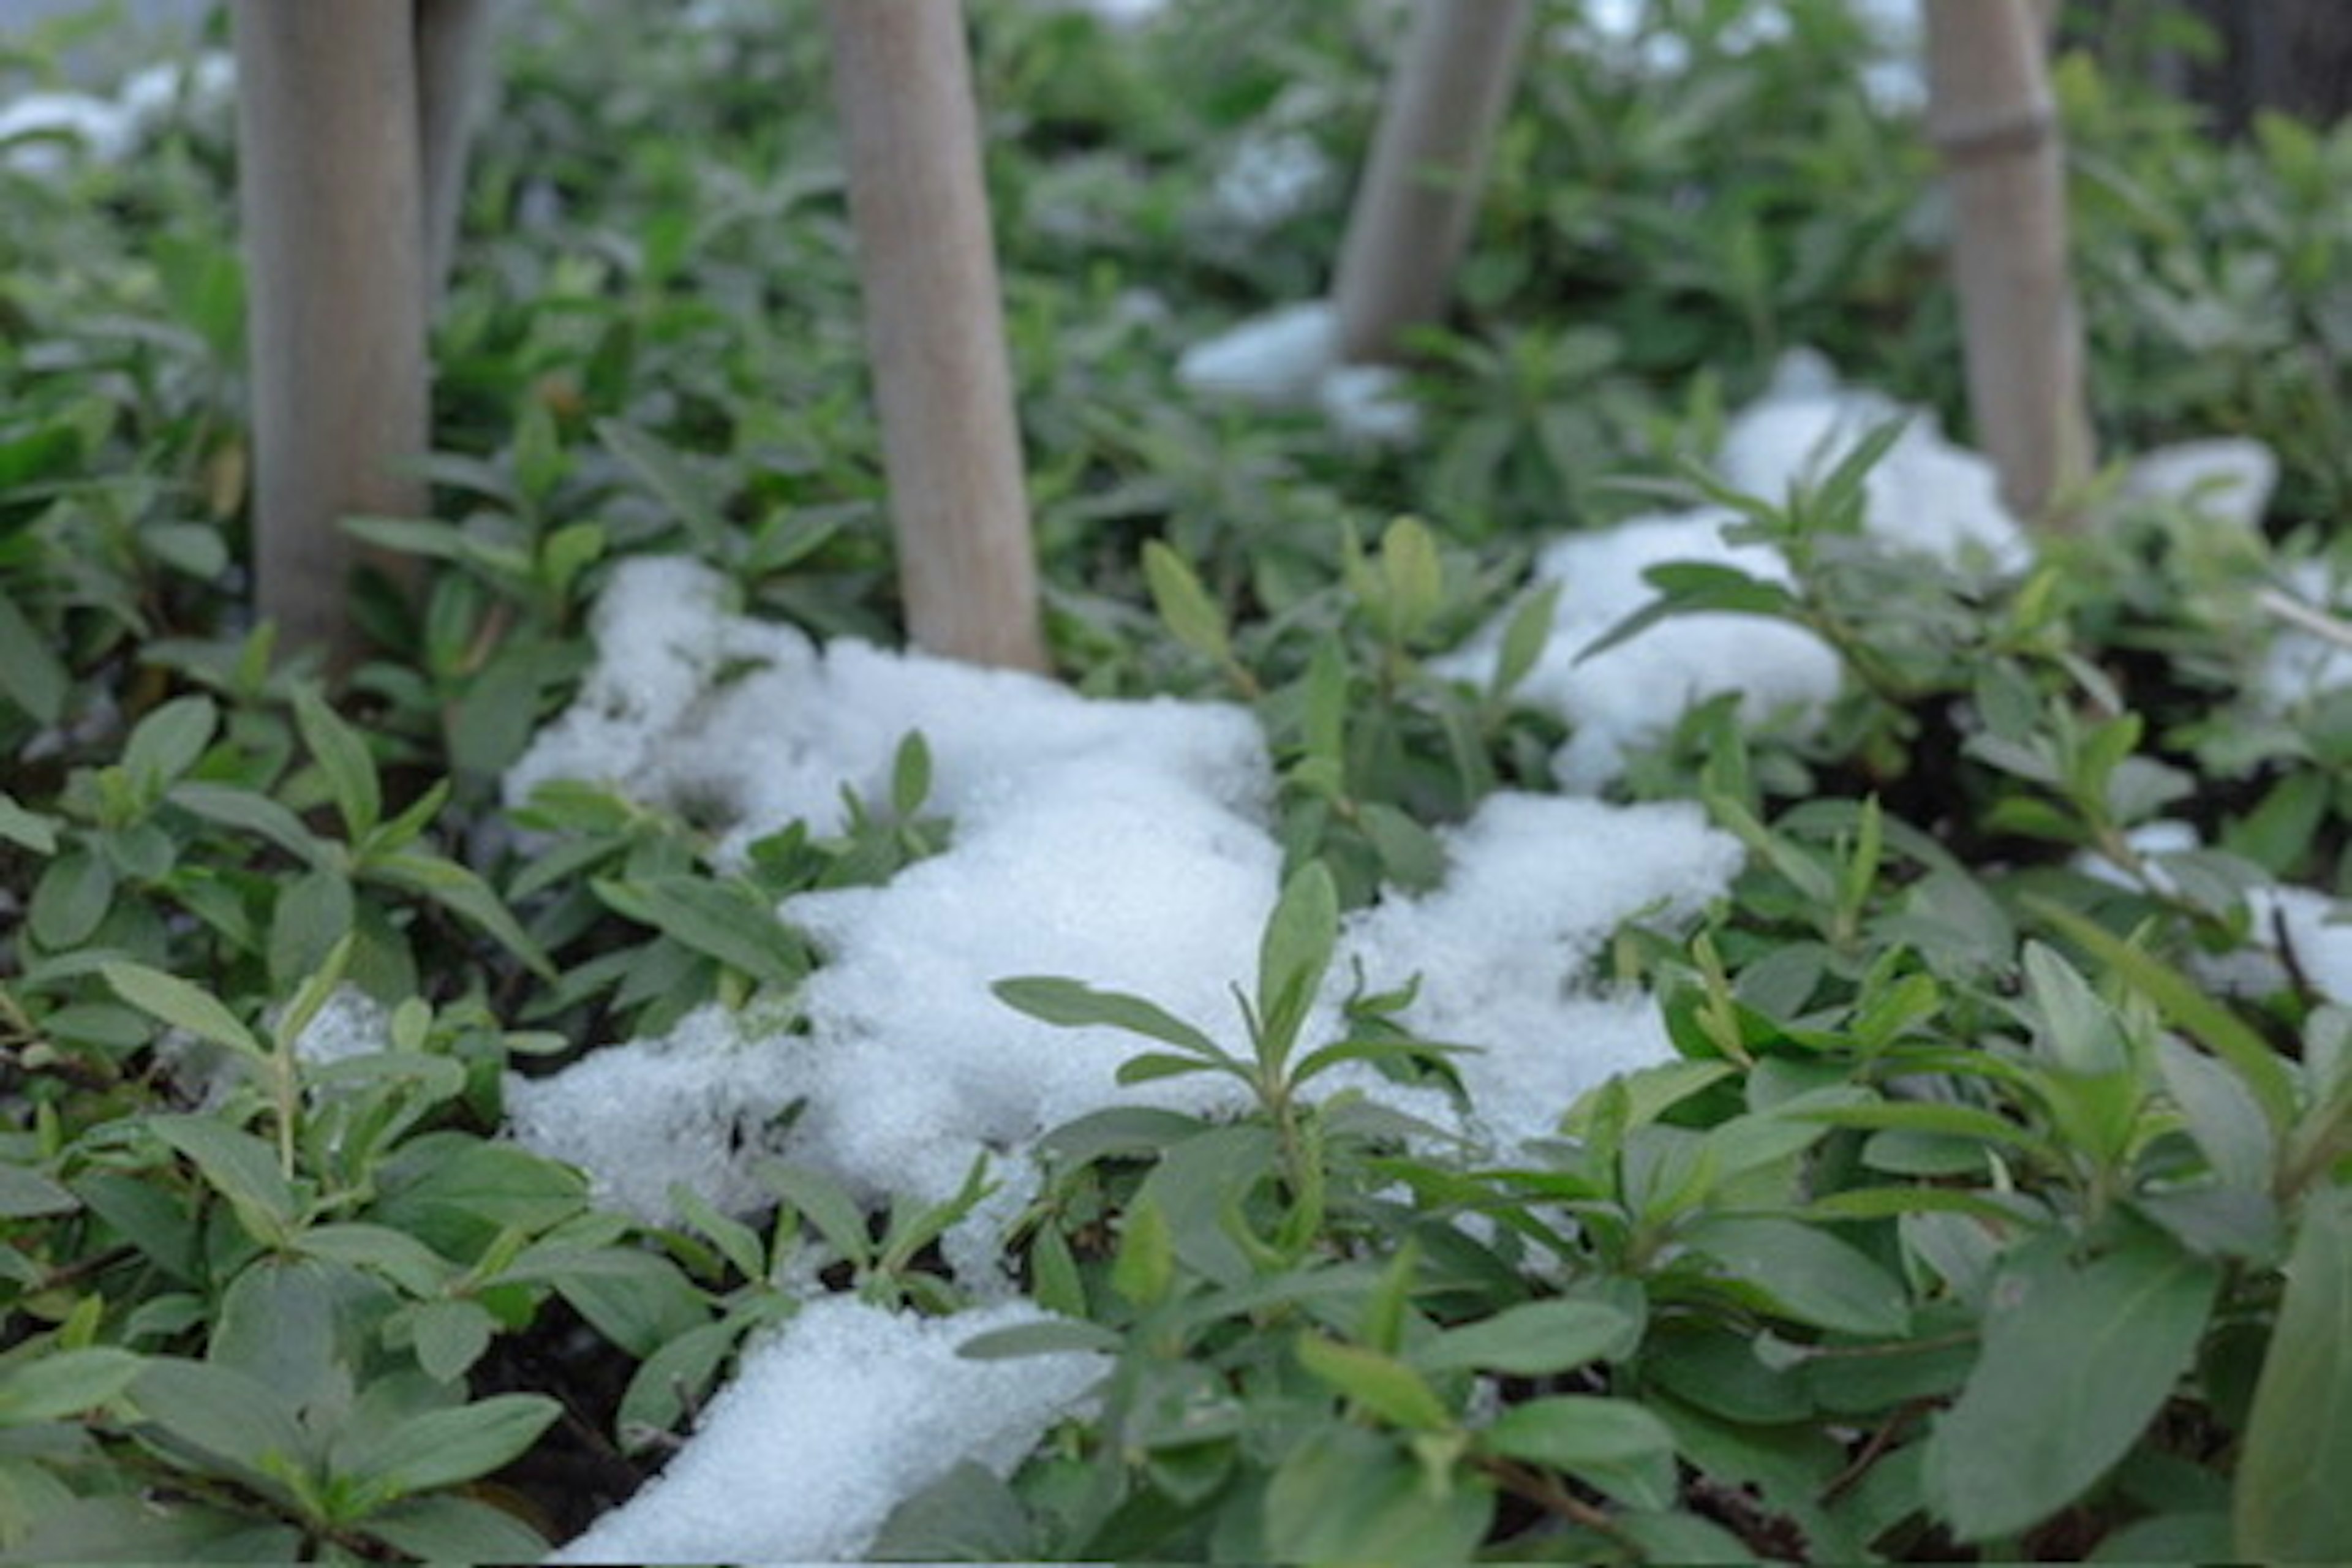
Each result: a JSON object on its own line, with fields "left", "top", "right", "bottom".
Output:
{"left": 1176, "top": 301, "right": 1422, "bottom": 445}
{"left": 550, "top": 1295, "right": 1105, "bottom": 1566}
{"left": 1444, "top": 353, "right": 2026, "bottom": 789}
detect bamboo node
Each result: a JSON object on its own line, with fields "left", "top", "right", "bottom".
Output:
{"left": 1929, "top": 107, "right": 2059, "bottom": 165}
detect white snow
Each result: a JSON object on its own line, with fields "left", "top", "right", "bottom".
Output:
{"left": 1565, "top": 0, "right": 1925, "bottom": 110}
{"left": 0, "top": 53, "right": 231, "bottom": 175}
{"left": 504, "top": 558, "right": 1740, "bottom": 1227}
{"left": 1340, "top": 794, "right": 1744, "bottom": 1148}
{"left": 1441, "top": 352, "right": 2027, "bottom": 790}
{"left": 1175, "top": 300, "right": 1423, "bottom": 444}
{"left": 2078, "top": 822, "right": 2352, "bottom": 1006}
{"left": 549, "top": 1295, "right": 1106, "bottom": 1566}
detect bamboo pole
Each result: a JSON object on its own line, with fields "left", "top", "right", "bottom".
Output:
{"left": 415, "top": 0, "right": 497, "bottom": 303}
{"left": 1923, "top": 0, "right": 2094, "bottom": 524}
{"left": 233, "top": 1, "right": 431, "bottom": 668}
{"left": 1331, "top": 0, "right": 1534, "bottom": 364}
{"left": 823, "top": 0, "right": 1047, "bottom": 673}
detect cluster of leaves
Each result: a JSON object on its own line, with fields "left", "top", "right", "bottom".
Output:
{"left": 1, "top": 0, "right": 2348, "bottom": 1561}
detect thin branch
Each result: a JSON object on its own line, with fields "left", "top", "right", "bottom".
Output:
{"left": 2256, "top": 586, "right": 2352, "bottom": 654}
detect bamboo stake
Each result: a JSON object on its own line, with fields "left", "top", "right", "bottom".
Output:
{"left": 415, "top": 0, "right": 497, "bottom": 303}
{"left": 233, "top": 1, "right": 430, "bottom": 668}
{"left": 823, "top": 0, "right": 1047, "bottom": 673}
{"left": 1331, "top": 0, "right": 1534, "bottom": 364}
{"left": 1923, "top": 0, "right": 2094, "bottom": 524}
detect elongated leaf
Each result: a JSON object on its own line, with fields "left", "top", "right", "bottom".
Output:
{"left": 598, "top": 419, "right": 728, "bottom": 551}
{"left": 1142, "top": 540, "right": 1230, "bottom": 663}
{"left": 0, "top": 1163, "right": 78, "bottom": 1218}
{"left": 0, "top": 790, "right": 59, "bottom": 854}
{"left": 292, "top": 684, "right": 380, "bottom": 840}
{"left": 1681, "top": 1215, "right": 1911, "bottom": 1337}
{"left": 0, "top": 582, "right": 69, "bottom": 724}
{"left": 1576, "top": 562, "right": 1796, "bottom": 666}
{"left": 148, "top": 1115, "right": 297, "bottom": 1235}
{"left": 754, "top": 1161, "right": 874, "bottom": 1267}
{"left": 407, "top": 1300, "right": 497, "bottom": 1384}
{"left": 1264, "top": 1427, "right": 1493, "bottom": 1564}
{"left": 955, "top": 1319, "right": 1123, "bottom": 1360}
{"left": 121, "top": 696, "right": 217, "bottom": 799}
{"left": 371, "top": 851, "right": 554, "bottom": 978}
{"left": 361, "top": 1494, "right": 549, "bottom": 1561}
{"left": 132, "top": 1357, "right": 309, "bottom": 1481}
{"left": 346, "top": 1395, "right": 560, "bottom": 1496}
{"left": 166, "top": 781, "right": 333, "bottom": 866}
{"left": 102, "top": 962, "right": 263, "bottom": 1058}
{"left": 1256, "top": 861, "right": 1338, "bottom": 1058}
{"left": 296, "top": 1223, "right": 452, "bottom": 1297}
{"left": 1483, "top": 1395, "right": 1676, "bottom": 1474}
{"left": 992, "top": 976, "right": 1226, "bottom": 1060}
{"left": 1491, "top": 581, "right": 1562, "bottom": 698}
{"left": 2031, "top": 900, "right": 2296, "bottom": 1135}
{"left": 1416, "top": 1298, "right": 1640, "bottom": 1376}
{"left": 1925, "top": 1232, "right": 2218, "bottom": 1541}
{"left": 0, "top": 1348, "right": 143, "bottom": 1424}
{"left": 2234, "top": 1186, "right": 2352, "bottom": 1561}
{"left": 1296, "top": 1334, "right": 1452, "bottom": 1431}
{"left": 592, "top": 875, "right": 805, "bottom": 987}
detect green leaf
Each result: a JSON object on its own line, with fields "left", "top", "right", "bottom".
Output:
{"left": 1295, "top": 1333, "right": 1453, "bottom": 1431}
{"left": 1491, "top": 582, "right": 1561, "bottom": 698}
{"left": 955, "top": 1319, "right": 1123, "bottom": 1360}
{"left": 370, "top": 850, "right": 555, "bottom": 978}
{"left": 1681, "top": 1215, "right": 1912, "bottom": 1337}
{"left": 0, "top": 1348, "right": 143, "bottom": 1425}
{"left": 592, "top": 874, "right": 805, "bottom": 987}
{"left": 406, "top": 1300, "right": 497, "bottom": 1384}
{"left": 167, "top": 781, "right": 333, "bottom": 867}
{"left": 121, "top": 696, "right": 217, "bottom": 799}
{"left": 617, "top": 1317, "right": 745, "bottom": 1446}
{"left": 2234, "top": 1186, "right": 2352, "bottom": 1561}
{"left": 361, "top": 1494, "right": 550, "bottom": 1561}
{"left": 1577, "top": 562, "right": 1796, "bottom": 665}
{"left": 1110, "top": 1196, "right": 1175, "bottom": 1309}
{"left": 292, "top": 684, "right": 380, "bottom": 840}
{"left": 131, "top": 1357, "right": 309, "bottom": 1482}
{"left": 1482, "top": 1394, "right": 1677, "bottom": 1481}
{"left": 103, "top": 962, "right": 265, "bottom": 1059}
{"left": 890, "top": 730, "right": 933, "bottom": 820}
{"left": 1142, "top": 540, "right": 1231, "bottom": 664}
{"left": 1256, "top": 861, "right": 1338, "bottom": 1058}
{"left": 342, "top": 1394, "right": 560, "bottom": 1496}
{"left": 1925, "top": 1232, "right": 2219, "bottom": 1541}
{"left": 0, "top": 582, "right": 69, "bottom": 725}
{"left": 148, "top": 1115, "right": 298, "bottom": 1237}
{"left": 993, "top": 976, "right": 1226, "bottom": 1060}
{"left": 1415, "top": 1298, "right": 1641, "bottom": 1376}
{"left": 2022, "top": 941, "right": 2128, "bottom": 1076}
{"left": 2031, "top": 900, "right": 2296, "bottom": 1136}
{"left": 12, "top": 1497, "right": 300, "bottom": 1563}
{"left": 870, "top": 1460, "right": 1036, "bottom": 1564}
{"left": 268, "top": 868, "right": 356, "bottom": 993}
{"left": 0, "top": 791, "right": 59, "bottom": 855}
{"left": 295, "top": 1223, "right": 452, "bottom": 1297}
{"left": 668, "top": 1182, "right": 767, "bottom": 1283}
{"left": 756, "top": 1161, "right": 874, "bottom": 1267}
{"left": 0, "top": 1163, "right": 79, "bottom": 1218}
{"left": 598, "top": 419, "right": 728, "bottom": 551}
{"left": 30, "top": 848, "right": 115, "bottom": 949}
{"left": 1378, "top": 515, "right": 1444, "bottom": 644}
{"left": 1264, "top": 1427, "right": 1493, "bottom": 1563}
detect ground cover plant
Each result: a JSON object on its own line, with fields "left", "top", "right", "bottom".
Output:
{"left": 1, "top": 0, "right": 2350, "bottom": 1561}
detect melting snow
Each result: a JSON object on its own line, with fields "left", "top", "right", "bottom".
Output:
{"left": 0, "top": 53, "right": 232, "bottom": 175}
{"left": 549, "top": 1295, "right": 1106, "bottom": 1566}
{"left": 1442, "top": 352, "right": 2028, "bottom": 789}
